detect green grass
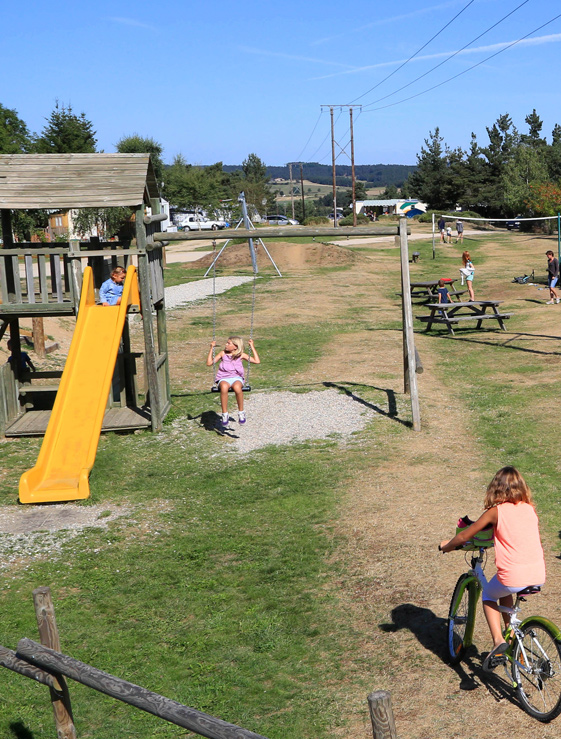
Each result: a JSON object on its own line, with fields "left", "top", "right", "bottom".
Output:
{"left": 4, "top": 231, "right": 561, "bottom": 737}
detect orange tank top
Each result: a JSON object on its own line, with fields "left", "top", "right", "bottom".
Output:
{"left": 494, "top": 502, "right": 545, "bottom": 587}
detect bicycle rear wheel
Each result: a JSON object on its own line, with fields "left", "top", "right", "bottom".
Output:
{"left": 512, "top": 620, "right": 561, "bottom": 722}
{"left": 447, "top": 574, "right": 477, "bottom": 664}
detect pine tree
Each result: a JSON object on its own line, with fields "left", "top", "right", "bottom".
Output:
{"left": 34, "top": 102, "right": 97, "bottom": 153}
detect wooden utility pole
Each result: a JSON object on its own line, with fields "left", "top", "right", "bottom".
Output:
{"left": 288, "top": 162, "right": 295, "bottom": 220}
{"left": 300, "top": 163, "right": 306, "bottom": 221}
{"left": 321, "top": 105, "right": 362, "bottom": 227}
{"left": 350, "top": 106, "right": 357, "bottom": 227}
{"left": 330, "top": 107, "right": 337, "bottom": 227}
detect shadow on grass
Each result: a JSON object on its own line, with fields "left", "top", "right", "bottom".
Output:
{"left": 192, "top": 410, "right": 240, "bottom": 438}
{"left": 322, "top": 381, "right": 411, "bottom": 428}
{"left": 434, "top": 330, "right": 561, "bottom": 356}
{"left": 9, "top": 722, "right": 35, "bottom": 739}
{"left": 379, "top": 603, "right": 527, "bottom": 709}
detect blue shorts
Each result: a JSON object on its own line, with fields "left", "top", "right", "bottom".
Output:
{"left": 548, "top": 276, "right": 558, "bottom": 288}
{"left": 217, "top": 377, "right": 244, "bottom": 388}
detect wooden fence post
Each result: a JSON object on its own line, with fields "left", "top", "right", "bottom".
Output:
{"left": 32, "top": 587, "right": 77, "bottom": 739}
{"left": 399, "top": 217, "right": 421, "bottom": 431}
{"left": 368, "top": 690, "right": 398, "bottom": 739}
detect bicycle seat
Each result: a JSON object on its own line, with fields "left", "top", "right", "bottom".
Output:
{"left": 516, "top": 585, "right": 541, "bottom": 597}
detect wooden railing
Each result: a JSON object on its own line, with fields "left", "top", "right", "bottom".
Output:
{"left": 0, "top": 242, "right": 165, "bottom": 315}
{"left": 0, "top": 588, "right": 269, "bottom": 739}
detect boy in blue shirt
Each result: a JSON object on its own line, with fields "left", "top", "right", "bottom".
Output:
{"left": 99, "top": 267, "right": 126, "bottom": 306}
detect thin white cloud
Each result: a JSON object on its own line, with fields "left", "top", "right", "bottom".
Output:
{"left": 311, "top": 0, "right": 461, "bottom": 46}
{"left": 238, "top": 45, "right": 357, "bottom": 69}
{"left": 108, "top": 17, "right": 159, "bottom": 32}
{"left": 309, "top": 33, "right": 561, "bottom": 81}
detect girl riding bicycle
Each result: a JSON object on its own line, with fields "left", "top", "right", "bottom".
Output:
{"left": 440, "top": 467, "right": 546, "bottom": 671}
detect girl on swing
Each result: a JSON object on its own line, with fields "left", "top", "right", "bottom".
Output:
{"left": 207, "top": 337, "right": 260, "bottom": 427}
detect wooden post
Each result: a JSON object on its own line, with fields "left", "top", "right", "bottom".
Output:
{"left": 32, "top": 587, "right": 77, "bottom": 739}
{"left": 1, "top": 209, "right": 16, "bottom": 300}
{"left": 136, "top": 206, "right": 162, "bottom": 431}
{"left": 399, "top": 217, "right": 421, "bottom": 432}
{"left": 368, "top": 690, "right": 398, "bottom": 739}
{"left": 32, "top": 318, "right": 46, "bottom": 359}
{"left": 8, "top": 319, "right": 22, "bottom": 383}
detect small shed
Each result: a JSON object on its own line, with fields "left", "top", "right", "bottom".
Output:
{"left": 0, "top": 153, "right": 170, "bottom": 437}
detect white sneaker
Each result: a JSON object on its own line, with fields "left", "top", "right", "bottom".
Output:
{"left": 546, "top": 300, "right": 555, "bottom": 304}
{"left": 221, "top": 413, "right": 229, "bottom": 427}
{"left": 238, "top": 411, "right": 246, "bottom": 424}
{"left": 556, "top": 298, "right": 560, "bottom": 304}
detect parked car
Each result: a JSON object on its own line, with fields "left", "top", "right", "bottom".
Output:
{"left": 329, "top": 212, "right": 344, "bottom": 220}
{"left": 262, "top": 215, "right": 299, "bottom": 225}
{"left": 180, "top": 215, "right": 228, "bottom": 231}
{"left": 506, "top": 215, "right": 522, "bottom": 230}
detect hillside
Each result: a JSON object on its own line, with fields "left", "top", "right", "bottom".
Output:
{"left": 221, "top": 162, "right": 416, "bottom": 188}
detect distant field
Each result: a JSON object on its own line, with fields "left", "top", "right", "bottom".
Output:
{"left": 269, "top": 179, "right": 385, "bottom": 203}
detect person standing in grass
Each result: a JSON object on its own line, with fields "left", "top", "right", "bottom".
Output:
{"left": 461, "top": 251, "right": 475, "bottom": 301}
{"left": 456, "top": 219, "right": 464, "bottom": 244}
{"left": 545, "top": 250, "right": 560, "bottom": 304}
{"left": 438, "top": 216, "right": 446, "bottom": 243}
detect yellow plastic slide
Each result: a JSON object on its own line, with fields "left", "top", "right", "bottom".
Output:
{"left": 19, "top": 265, "right": 140, "bottom": 504}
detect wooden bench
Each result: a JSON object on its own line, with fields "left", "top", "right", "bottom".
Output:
{"left": 416, "top": 300, "right": 513, "bottom": 335}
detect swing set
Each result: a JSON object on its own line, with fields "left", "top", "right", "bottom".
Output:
{"left": 208, "top": 192, "right": 282, "bottom": 393}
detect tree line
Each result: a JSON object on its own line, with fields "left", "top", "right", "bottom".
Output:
{"left": 408, "top": 110, "right": 561, "bottom": 218}
{"left": 238, "top": 163, "right": 416, "bottom": 188}
{"left": 0, "top": 102, "right": 274, "bottom": 240}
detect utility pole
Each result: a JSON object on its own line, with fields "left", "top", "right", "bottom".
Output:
{"left": 321, "top": 104, "right": 362, "bottom": 229}
{"left": 300, "top": 163, "right": 306, "bottom": 222}
{"left": 288, "top": 162, "right": 295, "bottom": 220}
{"left": 350, "top": 106, "right": 357, "bottom": 227}
{"left": 330, "top": 107, "right": 337, "bottom": 227}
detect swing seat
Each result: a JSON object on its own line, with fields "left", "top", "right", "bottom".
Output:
{"left": 211, "top": 384, "right": 251, "bottom": 393}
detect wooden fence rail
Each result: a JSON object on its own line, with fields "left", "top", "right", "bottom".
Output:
{"left": 15, "top": 638, "right": 269, "bottom": 739}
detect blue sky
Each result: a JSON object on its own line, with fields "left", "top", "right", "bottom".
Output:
{"left": 2, "top": 0, "right": 560, "bottom": 166}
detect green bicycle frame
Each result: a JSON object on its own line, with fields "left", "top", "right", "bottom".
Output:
{"left": 516, "top": 616, "right": 561, "bottom": 642}
{"left": 453, "top": 573, "right": 481, "bottom": 649}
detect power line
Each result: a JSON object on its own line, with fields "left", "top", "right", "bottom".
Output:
{"left": 348, "top": 0, "right": 477, "bottom": 104}
{"left": 295, "top": 110, "right": 324, "bottom": 162}
{"left": 361, "top": 0, "right": 532, "bottom": 109}
{"left": 307, "top": 108, "right": 344, "bottom": 161}
{"left": 361, "top": 11, "right": 561, "bottom": 113}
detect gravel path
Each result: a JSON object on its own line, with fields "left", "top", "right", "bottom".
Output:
{"left": 165, "top": 277, "right": 254, "bottom": 310}
{"left": 0, "top": 503, "right": 132, "bottom": 572}
{"left": 221, "top": 389, "right": 375, "bottom": 454}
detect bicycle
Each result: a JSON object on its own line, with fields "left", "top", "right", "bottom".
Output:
{"left": 446, "top": 541, "right": 561, "bottom": 722}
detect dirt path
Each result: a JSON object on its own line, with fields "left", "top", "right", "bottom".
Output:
{"left": 294, "top": 235, "right": 561, "bottom": 738}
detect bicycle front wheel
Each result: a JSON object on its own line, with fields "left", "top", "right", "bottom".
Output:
{"left": 512, "top": 620, "right": 561, "bottom": 722}
{"left": 447, "top": 574, "right": 477, "bottom": 664}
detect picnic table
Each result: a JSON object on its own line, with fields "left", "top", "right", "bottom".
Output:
{"left": 416, "top": 300, "right": 513, "bottom": 335}
{"left": 408, "top": 279, "right": 467, "bottom": 302}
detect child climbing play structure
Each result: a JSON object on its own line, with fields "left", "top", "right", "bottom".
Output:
{"left": 0, "top": 153, "right": 171, "bottom": 501}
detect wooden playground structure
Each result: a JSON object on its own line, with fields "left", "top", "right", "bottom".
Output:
{"left": 0, "top": 153, "right": 171, "bottom": 440}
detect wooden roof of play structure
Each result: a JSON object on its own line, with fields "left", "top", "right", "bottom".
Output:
{"left": 0, "top": 153, "right": 159, "bottom": 210}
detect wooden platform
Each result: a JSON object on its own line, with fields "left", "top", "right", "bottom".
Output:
{"left": 4, "top": 406, "right": 151, "bottom": 437}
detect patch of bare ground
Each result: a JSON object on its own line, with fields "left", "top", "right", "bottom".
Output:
{"left": 304, "top": 235, "right": 561, "bottom": 738}
{"left": 194, "top": 241, "right": 359, "bottom": 272}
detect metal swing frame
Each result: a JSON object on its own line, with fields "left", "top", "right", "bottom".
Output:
{"left": 209, "top": 192, "right": 282, "bottom": 393}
